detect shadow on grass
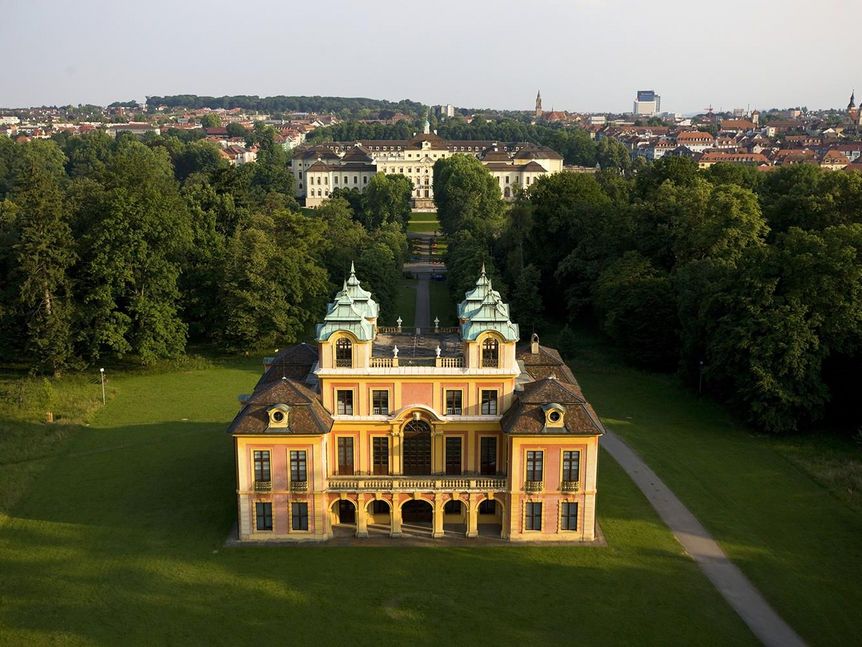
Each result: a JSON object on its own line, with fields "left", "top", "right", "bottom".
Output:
{"left": 0, "top": 419, "right": 757, "bottom": 645}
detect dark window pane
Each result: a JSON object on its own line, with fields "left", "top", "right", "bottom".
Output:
{"left": 373, "top": 437, "right": 389, "bottom": 475}
{"left": 291, "top": 502, "right": 309, "bottom": 530}
{"left": 445, "top": 437, "right": 462, "bottom": 475}
{"left": 253, "top": 450, "right": 271, "bottom": 482}
{"left": 290, "top": 450, "right": 307, "bottom": 482}
{"left": 563, "top": 451, "right": 580, "bottom": 482}
{"left": 478, "top": 500, "right": 496, "bottom": 515}
{"left": 337, "top": 390, "right": 353, "bottom": 415}
{"left": 337, "top": 437, "right": 354, "bottom": 475}
{"left": 562, "top": 502, "right": 578, "bottom": 531}
{"left": 481, "top": 390, "right": 498, "bottom": 415}
{"left": 526, "top": 451, "right": 544, "bottom": 482}
{"left": 256, "top": 502, "right": 273, "bottom": 531}
{"left": 445, "top": 390, "right": 462, "bottom": 415}
{"left": 525, "top": 502, "right": 542, "bottom": 531}
{"left": 372, "top": 390, "right": 389, "bottom": 415}
{"left": 480, "top": 437, "right": 497, "bottom": 475}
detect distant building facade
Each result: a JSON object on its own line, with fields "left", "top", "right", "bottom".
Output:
{"left": 289, "top": 133, "right": 564, "bottom": 209}
{"left": 633, "top": 90, "right": 661, "bottom": 117}
{"left": 229, "top": 266, "right": 603, "bottom": 543}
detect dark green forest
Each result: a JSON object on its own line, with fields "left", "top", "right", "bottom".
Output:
{"left": 145, "top": 95, "right": 426, "bottom": 121}
{"left": 0, "top": 130, "right": 409, "bottom": 372}
{"left": 434, "top": 154, "right": 862, "bottom": 435}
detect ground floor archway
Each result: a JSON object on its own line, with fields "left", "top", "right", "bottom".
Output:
{"left": 366, "top": 499, "right": 391, "bottom": 536}
{"left": 400, "top": 499, "right": 433, "bottom": 538}
{"left": 330, "top": 499, "right": 357, "bottom": 538}
{"left": 477, "top": 498, "right": 504, "bottom": 538}
{"left": 443, "top": 499, "right": 467, "bottom": 536}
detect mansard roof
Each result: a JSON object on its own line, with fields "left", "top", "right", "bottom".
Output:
{"left": 228, "top": 377, "right": 333, "bottom": 436}
{"left": 501, "top": 376, "right": 604, "bottom": 436}
{"left": 259, "top": 343, "right": 318, "bottom": 387}
{"left": 457, "top": 266, "right": 519, "bottom": 342}
{"left": 315, "top": 263, "right": 378, "bottom": 341}
{"left": 516, "top": 342, "right": 578, "bottom": 383}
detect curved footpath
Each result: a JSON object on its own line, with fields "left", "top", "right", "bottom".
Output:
{"left": 601, "top": 430, "right": 806, "bottom": 647}
{"left": 412, "top": 270, "right": 804, "bottom": 645}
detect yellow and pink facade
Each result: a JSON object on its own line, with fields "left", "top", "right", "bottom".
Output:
{"left": 229, "top": 266, "right": 603, "bottom": 542}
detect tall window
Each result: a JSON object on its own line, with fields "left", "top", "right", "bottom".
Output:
{"left": 480, "top": 437, "right": 497, "bottom": 475}
{"left": 526, "top": 451, "right": 544, "bottom": 482}
{"left": 291, "top": 502, "right": 309, "bottom": 531}
{"left": 445, "top": 390, "right": 462, "bottom": 415}
{"left": 335, "top": 339, "right": 352, "bottom": 368}
{"left": 481, "top": 390, "right": 498, "bottom": 415}
{"left": 372, "top": 390, "right": 389, "bottom": 415}
{"left": 482, "top": 338, "right": 499, "bottom": 368}
{"left": 372, "top": 437, "right": 389, "bottom": 475}
{"left": 561, "top": 502, "right": 578, "bottom": 531}
{"left": 336, "top": 390, "right": 353, "bottom": 415}
{"left": 290, "top": 450, "right": 307, "bottom": 482}
{"left": 337, "top": 437, "right": 354, "bottom": 475}
{"left": 445, "top": 437, "right": 462, "bottom": 475}
{"left": 253, "top": 450, "right": 271, "bottom": 482}
{"left": 255, "top": 502, "right": 273, "bottom": 531}
{"left": 525, "top": 502, "right": 542, "bottom": 531}
{"left": 562, "top": 451, "right": 580, "bottom": 482}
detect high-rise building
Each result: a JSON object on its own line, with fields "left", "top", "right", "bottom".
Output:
{"left": 633, "top": 90, "right": 661, "bottom": 116}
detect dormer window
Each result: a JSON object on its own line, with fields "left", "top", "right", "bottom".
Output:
{"left": 542, "top": 403, "right": 566, "bottom": 428}
{"left": 335, "top": 338, "right": 352, "bottom": 368}
{"left": 267, "top": 404, "right": 290, "bottom": 428}
{"left": 481, "top": 338, "right": 499, "bottom": 368}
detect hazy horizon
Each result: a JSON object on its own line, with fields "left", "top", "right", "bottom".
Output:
{"left": 2, "top": 0, "right": 860, "bottom": 114}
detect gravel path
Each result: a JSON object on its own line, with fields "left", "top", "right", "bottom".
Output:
{"left": 602, "top": 430, "right": 806, "bottom": 647}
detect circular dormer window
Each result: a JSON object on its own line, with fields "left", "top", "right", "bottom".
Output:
{"left": 272, "top": 411, "right": 285, "bottom": 423}
{"left": 549, "top": 411, "right": 561, "bottom": 423}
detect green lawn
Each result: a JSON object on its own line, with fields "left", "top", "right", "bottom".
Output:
{"left": 389, "top": 276, "right": 417, "bottom": 327}
{"left": 564, "top": 325, "right": 862, "bottom": 646}
{"left": 428, "top": 278, "right": 457, "bottom": 326}
{"left": 407, "top": 212, "right": 441, "bottom": 234}
{"left": 0, "top": 357, "right": 755, "bottom": 645}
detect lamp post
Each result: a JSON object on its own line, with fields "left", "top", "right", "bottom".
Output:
{"left": 99, "top": 368, "right": 106, "bottom": 405}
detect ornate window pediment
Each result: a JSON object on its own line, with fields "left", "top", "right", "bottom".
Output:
{"left": 267, "top": 404, "right": 290, "bottom": 428}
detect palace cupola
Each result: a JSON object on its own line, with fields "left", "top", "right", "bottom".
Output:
{"left": 315, "top": 263, "right": 379, "bottom": 369}
{"left": 457, "top": 265, "right": 520, "bottom": 369}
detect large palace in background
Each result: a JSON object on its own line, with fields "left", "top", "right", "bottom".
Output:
{"left": 228, "top": 266, "right": 603, "bottom": 543}
{"left": 288, "top": 132, "right": 564, "bottom": 209}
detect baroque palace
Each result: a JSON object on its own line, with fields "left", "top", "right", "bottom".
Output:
{"left": 289, "top": 132, "right": 563, "bottom": 209}
{"left": 228, "top": 266, "right": 603, "bottom": 542}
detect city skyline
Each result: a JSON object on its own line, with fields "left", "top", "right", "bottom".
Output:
{"left": 2, "top": 0, "right": 860, "bottom": 114}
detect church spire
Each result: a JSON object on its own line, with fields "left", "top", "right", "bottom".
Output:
{"left": 849, "top": 90, "right": 857, "bottom": 110}
{"left": 535, "top": 90, "right": 543, "bottom": 118}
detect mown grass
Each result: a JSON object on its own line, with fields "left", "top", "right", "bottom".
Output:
{"left": 389, "top": 276, "right": 417, "bottom": 327}
{"left": 0, "top": 357, "right": 754, "bottom": 645}
{"left": 407, "top": 212, "right": 441, "bottom": 234}
{"left": 429, "top": 278, "right": 456, "bottom": 326}
{"left": 563, "top": 323, "right": 862, "bottom": 646}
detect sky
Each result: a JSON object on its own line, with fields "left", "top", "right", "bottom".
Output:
{"left": 2, "top": 0, "right": 861, "bottom": 114}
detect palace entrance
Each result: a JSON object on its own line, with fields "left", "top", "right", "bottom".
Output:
{"left": 402, "top": 420, "right": 432, "bottom": 475}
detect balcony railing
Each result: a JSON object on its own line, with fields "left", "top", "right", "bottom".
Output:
{"left": 370, "top": 357, "right": 393, "bottom": 368}
{"left": 561, "top": 480, "right": 580, "bottom": 493}
{"left": 328, "top": 475, "right": 507, "bottom": 492}
{"left": 335, "top": 358, "right": 353, "bottom": 368}
{"left": 254, "top": 480, "right": 272, "bottom": 492}
{"left": 290, "top": 480, "right": 308, "bottom": 492}
{"left": 524, "top": 480, "right": 544, "bottom": 493}
{"left": 440, "top": 356, "right": 464, "bottom": 368}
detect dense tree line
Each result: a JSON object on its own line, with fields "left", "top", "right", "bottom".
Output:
{"left": 145, "top": 95, "right": 426, "bottom": 121}
{"left": 436, "top": 118, "right": 598, "bottom": 167}
{"left": 0, "top": 130, "right": 406, "bottom": 373}
{"left": 433, "top": 155, "right": 862, "bottom": 435}
{"left": 306, "top": 120, "right": 422, "bottom": 144}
